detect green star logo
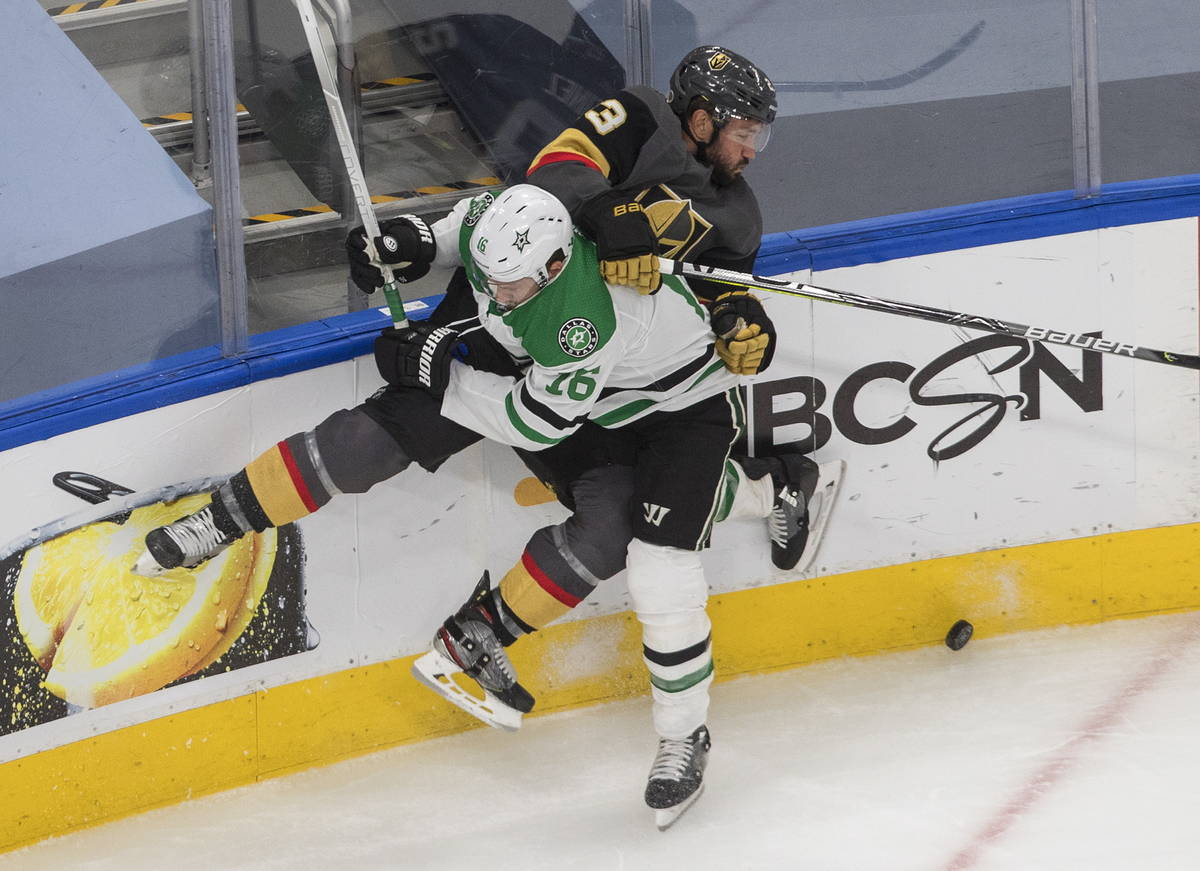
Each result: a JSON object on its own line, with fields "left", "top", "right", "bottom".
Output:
{"left": 513, "top": 229, "right": 531, "bottom": 252}
{"left": 565, "top": 326, "right": 590, "bottom": 349}
{"left": 463, "top": 192, "right": 495, "bottom": 226}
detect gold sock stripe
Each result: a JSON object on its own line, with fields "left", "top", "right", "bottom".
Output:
{"left": 498, "top": 556, "right": 573, "bottom": 630}
{"left": 360, "top": 73, "right": 437, "bottom": 90}
{"left": 243, "top": 444, "right": 315, "bottom": 527}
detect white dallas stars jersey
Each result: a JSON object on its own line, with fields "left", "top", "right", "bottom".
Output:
{"left": 430, "top": 193, "right": 737, "bottom": 452}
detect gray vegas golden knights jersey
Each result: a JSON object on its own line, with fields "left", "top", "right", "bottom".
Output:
{"left": 526, "top": 84, "right": 763, "bottom": 295}
{"left": 430, "top": 194, "right": 738, "bottom": 454}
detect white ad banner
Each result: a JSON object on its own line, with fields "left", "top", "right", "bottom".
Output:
{"left": 0, "top": 217, "right": 1195, "bottom": 760}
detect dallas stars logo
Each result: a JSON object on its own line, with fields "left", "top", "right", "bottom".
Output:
{"left": 513, "top": 229, "right": 531, "bottom": 253}
{"left": 558, "top": 318, "right": 599, "bottom": 358}
{"left": 463, "top": 192, "right": 494, "bottom": 226}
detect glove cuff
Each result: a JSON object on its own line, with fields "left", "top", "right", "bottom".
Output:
{"left": 577, "top": 191, "right": 658, "bottom": 260}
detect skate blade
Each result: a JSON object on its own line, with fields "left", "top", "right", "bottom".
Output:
{"left": 410, "top": 649, "right": 523, "bottom": 732}
{"left": 653, "top": 783, "right": 705, "bottom": 832}
{"left": 131, "top": 549, "right": 167, "bottom": 578}
{"left": 792, "top": 459, "right": 845, "bottom": 574}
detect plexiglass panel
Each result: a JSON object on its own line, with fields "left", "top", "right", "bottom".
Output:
{"left": 8, "top": 0, "right": 1199, "bottom": 411}
{"left": 1096, "top": 0, "right": 1200, "bottom": 185}
{"left": 665, "top": 0, "right": 1075, "bottom": 231}
{"left": 235, "top": 0, "right": 629, "bottom": 333}
{"left": 1, "top": 2, "right": 220, "bottom": 404}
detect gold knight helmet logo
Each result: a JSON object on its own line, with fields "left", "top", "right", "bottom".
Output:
{"left": 634, "top": 185, "right": 713, "bottom": 260}
{"left": 708, "top": 52, "right": 731, "bottom": 71}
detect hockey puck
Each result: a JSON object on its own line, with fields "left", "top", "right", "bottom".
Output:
{"left": 945, "top": 619, "right": 973, "bottom": 651}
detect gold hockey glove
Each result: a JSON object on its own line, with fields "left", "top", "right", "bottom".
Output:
{"left": 708, "top": 290, "right": 777, "bottom": 375}
{"left": 578, "top": 192, "right": 661, "bottom": 294}
{"left": 599, "top": 252, "right": 661, "bottom": 294}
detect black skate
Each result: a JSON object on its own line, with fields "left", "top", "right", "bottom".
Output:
{"left": 645, "top": 724, "right": 712, "bottom": 831}
{"left": 741, "top": 451, "right": 844, "bottom": 572}
{"left": 133, "top": 504, "right": 241, "bottom": 576}
{"left": 411, "top": 573, "right": 535, "bottom": 732}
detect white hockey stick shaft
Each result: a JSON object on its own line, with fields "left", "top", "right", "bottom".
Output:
{"left": 662, "top": 258, "right": 1200, "bottom": 371}
{"left": 294, "top": 0, "right": 407, "bottom": 328}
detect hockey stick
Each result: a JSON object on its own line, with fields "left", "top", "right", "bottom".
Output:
{"left": 294, "top": 0, "right": 407, "bottom": 328}
{"left": 774, "top": 21, "right": 985, "bottom": 92}
{"left": 661, "top": 258, "right": 1200, "bottom": 371}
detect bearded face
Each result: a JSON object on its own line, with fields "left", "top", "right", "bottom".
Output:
{"left": 702, "top": 118, "right": 768, "bottom": 187}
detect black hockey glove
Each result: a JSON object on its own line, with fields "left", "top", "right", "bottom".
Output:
{"left": 374, "top": 322, "right": 461, "bottom": 395}
{"left": 576, "top": 191, "right": 661, "bottom": 294}
{"left": 346, "top": 214, "right": 437, "bottom": 294}
{"left": 707, "top": 290, "right": 776, "bottom": 375}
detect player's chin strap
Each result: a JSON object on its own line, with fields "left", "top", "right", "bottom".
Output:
{"left": 657, "top": 258, "right": 1200, "bottom": 372}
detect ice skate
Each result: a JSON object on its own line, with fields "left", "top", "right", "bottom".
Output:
{"left": 741, "top": 450, "right": 844, "bottom": 572}
{"left": 411, "top": 573, "right": 534, "bottom": 732}
{"left": 770, "top": 455, "right": 844, "bottom": 572}
{"left": 645, "top": 724, "right": 711, "bottom": 831}
{"left": 132, "top": 504, "right": 241, "bottom": 576}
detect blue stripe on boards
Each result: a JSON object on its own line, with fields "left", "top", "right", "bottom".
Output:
{"left": 757, "top": 174, "right": 1200, "bottom": 275}
{"left": 3, "top": 174, "right": 1198, "bottom": 452}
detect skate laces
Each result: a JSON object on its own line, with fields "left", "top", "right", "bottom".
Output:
{"left": 768, "top": 485, "right": 802, "bottom": 546}
{"left": 161, "top": 506, "right": 231, "bottom": 562}
{"left": 649, "top": 736, "right": 696, "bottom": 781}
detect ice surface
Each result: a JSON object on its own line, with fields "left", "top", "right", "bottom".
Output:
{"left": 6, "top": 612, "right": 1200, "bottom": 870}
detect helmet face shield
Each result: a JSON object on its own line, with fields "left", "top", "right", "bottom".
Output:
{"left": 485, "top": 275, "right": 544, "bottom": 312}
{"left": 721, "top": 116, "right": 772, "bottom": 152}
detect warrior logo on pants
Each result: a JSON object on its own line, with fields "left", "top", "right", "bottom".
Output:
{"left": 643, "top": 503, "right": 671, "bottom": 526}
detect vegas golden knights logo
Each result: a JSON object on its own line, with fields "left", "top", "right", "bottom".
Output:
{"left": 708, "top": 52, "right": 731, "bottom": 71}
{"left": 633, "top": 185, "right": 713, "bottom": 260}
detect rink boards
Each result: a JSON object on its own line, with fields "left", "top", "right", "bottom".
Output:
{"left": 0, "top": 207, "right": 1197, "bottom": 851}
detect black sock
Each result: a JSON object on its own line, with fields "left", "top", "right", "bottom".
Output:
{"left": 488, "top": 588, "right": 535, "bottom": 647}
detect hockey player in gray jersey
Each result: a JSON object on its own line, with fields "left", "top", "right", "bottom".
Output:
{"left": 417, "top": 46, "right": 842, "bottom": 824}
{"left": 527, "top": 45, "right": 773, "bottom": 301}
{"left": 517, "top": 43, "right": 842, "bottom": 611}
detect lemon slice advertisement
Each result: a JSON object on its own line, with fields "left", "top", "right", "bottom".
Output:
{"left": 0, "top": 474, "right": 313, "bottom": 736}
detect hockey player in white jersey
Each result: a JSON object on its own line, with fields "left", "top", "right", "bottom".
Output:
{"left": 420, "top": 184, "right": 736, "bottom": 828}
{"left": 133, "top": 185, "right": 841, "bottom": 827}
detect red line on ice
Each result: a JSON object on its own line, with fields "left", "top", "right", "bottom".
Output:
{"left": 944, "top": 615, "right": 1200, "bottom": 871}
